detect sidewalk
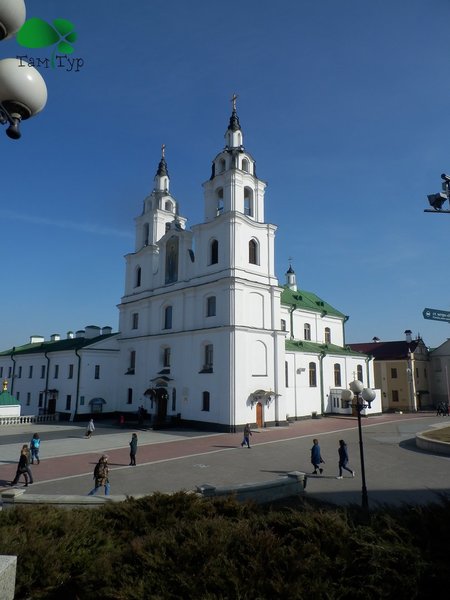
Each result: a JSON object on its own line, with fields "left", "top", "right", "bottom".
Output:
{"left": 1, "top": 413, "right": 449, "bottom": 507}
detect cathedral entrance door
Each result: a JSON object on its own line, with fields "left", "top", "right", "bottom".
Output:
{"left": 156, "top": 388, "right": 168, "bottom": 424}
{"left": 256, "top": 402, "right": 263, "bottom": 428}
{"left": 48, "top": 397, "right": 56, "bottom": 415}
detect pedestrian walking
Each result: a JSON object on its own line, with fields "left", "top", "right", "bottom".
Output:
{"left": 336, "top": 439, "right": 355, "bottom": 479}
{"left": 85, "top": 418, "right": 95, "bottom": 438}
{"left": 10, "top": 444, "right": 33, "bottom": 486}
{"left": 30, "top": 433, "right": 41, "bottom": 464}
{"left": 88, "top": 455, "right": 110, "bottom": 496}
{"left": 129, "top": 433, "right": 138, "bottom": 465}
{"left": 240, "top": 423, "right": 252, "bottom": 448}
{"left": 311, "top": 438, "right": 325, "bottom": 474}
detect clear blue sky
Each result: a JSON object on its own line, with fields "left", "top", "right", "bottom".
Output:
{"left": 2, "top": 0, "right": 450, "bottom": 350}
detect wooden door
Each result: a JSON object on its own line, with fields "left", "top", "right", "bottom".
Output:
{"left": 256, "top": 402, "right": 263, "bottom": 428}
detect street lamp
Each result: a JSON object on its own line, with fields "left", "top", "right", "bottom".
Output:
{"left": 425, "top": 174, "right": 450, "bottom": 214}
{"left": 341, "top": 380, "right": 376, "bottom": 511}
{"left": 0, "top": 0, "right": 47, "bottom": 139}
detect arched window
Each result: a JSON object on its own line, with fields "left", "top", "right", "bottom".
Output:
{"left": 357, "top": 364, "right": 364, "bottom": 383}
{"left": 309, "top": 362, "right": 317, "bottom": 387}
{"left": 135, "top": 266, "right": 141, "bottom": 288}
{"left": 143, "top": 223, "right": 149, "bottom": 246}
{"left": 304, "top": 323, "right": 311, "bottom": 341}
{"left": 242, "top": 158, "right": 249, "bottom": 172}
{"left": 210, "top": 239, "right": 219, "bottom": 265}
{"left": 163, "top": 347, "right": 171, "bottom": 368}
{"left": 216, "top": 188, "right": 224, "bottom": 216}
{"left": 219, "top": 158, "right": 226, "bottom": 172}
{"left": 164, "top": 306, "right": 173, "bottom": 329}
{"left": 334, "top": 363, "right": 342, "bottom": 387}
{"left": 249, "top": 239, "right": 259, "bottom": 265}
{"left": 165, "top": 200, "right": 174, "bottom": 212}
{"left": 324, "top": 327, "right": 331, "bottom": 344}
{"left": 165, "top": 237, "right": 179, "bottom": 284}
{"left": 244, "top": 187, "right": 253, "bottom": 217}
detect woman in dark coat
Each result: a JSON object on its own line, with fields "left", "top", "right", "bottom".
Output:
{"left": 129, "top": 433, "right": 138, "bottom": 465}
{"left": 336, "top": 439, "right": 355, "bottom": 479}
{"left": 310, "top": 438, "right": 324, "bottom": 474}
{"left": 10, "top": 444, "right": 33, "bottom": 486}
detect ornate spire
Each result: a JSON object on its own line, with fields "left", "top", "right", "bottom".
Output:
{"left": 156, "top": 143, "right": 169, "bottom": 177}
{"left": 228, "top": 93, "right": 241, "bottom": 132}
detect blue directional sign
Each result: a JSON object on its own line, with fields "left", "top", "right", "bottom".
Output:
{"left": 422, "top": 308, "right": 450, "bottom": 323}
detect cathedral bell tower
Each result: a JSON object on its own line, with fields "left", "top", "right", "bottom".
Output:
{"left": 134, "top": 145, "right": 186, "bottom": 252}
{"left": 202, "top": 94, "right": 267, "bottom": 224}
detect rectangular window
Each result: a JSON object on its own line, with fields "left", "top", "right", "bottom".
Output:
{"left": 204, "top": 344, "right": 213, "bottom": 369}
{"left": 66, "top": 395, "right": 72, "bottom": 410}
{"left": 127, "top": 351, "right": 136, "bottom": 374}
{"left": 202, "top": 391, "right": 210, "bottom": 411}
{"left": 26, "top": 392, "right": 31, "bottom": 406}
{"left": 41, "top": 365, "right": 46, "bottom": 379}
{"left": 68, "top": 364, "right": 74, "bottom": 379}
{"left": 94, "top": 365, "right": 100, "bottom": 380}
{"left": 164, "top": 306, "right": 173, "bottom": 329}
{"left": 206, "top": 296, "right": 216, "bottom": 317}
{"left": 285, "top": 361, "right": 289, "bottom": 387}
{"left": 132, "top": 312, "right": 139, "bottom": 330}
{"left": 54, "top": 364, "right": 59, "bottom": 379}
{"left": 127, "top": 388, "right": 133, "bottom": 405}
{"left": 28, "top": 365, "right": 33, "bottom": 378}
{"left": 281, "top": 319, "right": 286, "bottom": 331}
{"left": 18, "top": 366, "right": 22, "bottom": 378}
{"left": 0, "top": 366, "right": 3, "bottom": 378}
{"left": 391, "top": 368, "right": 397, "bottom": 379}
{"left": 172, "top": 388, "right": 176, "bottom": 412}
{"left": 424, "top": 368, "right": 427, "bottom": 379}
{"left": 38, "top": 393, "right": 43, "bottom": 408}
{"left": 392, "top": 390, "right": 399, "bottom": 402}
{"left": 16, "top": 391, "right": 20, "bottom": 401}
{"left": 8, "top": 366, "right": 12, "bottom": 378}
{"left": 80, "top": 395, "right": 85, "bottom": 406}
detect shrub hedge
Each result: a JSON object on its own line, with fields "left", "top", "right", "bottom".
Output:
{"left": 0, "top": 492, "right": 449, "bottom": 599}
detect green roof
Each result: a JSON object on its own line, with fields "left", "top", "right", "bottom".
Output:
{"left": 281, "top": 286, "right": 346, "bottom": 319}
{"left": 0, "top": 334, "right": 116, "bottom": 357}
{"left": 0, "top": 391, "right": 18, "bottom": 406}
{"left": 285, "top": 339, "right": 368, "bottom": 357}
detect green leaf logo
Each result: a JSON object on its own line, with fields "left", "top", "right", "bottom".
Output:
{"left": 16, "top": 18, "right": 77, "bottom": 67}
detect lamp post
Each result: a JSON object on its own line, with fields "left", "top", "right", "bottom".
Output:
{"left": 341, "top": 380, "right": 376, "bottom": 511}
{"left": 0, "top": 0, "right": 48, "bottom": 139}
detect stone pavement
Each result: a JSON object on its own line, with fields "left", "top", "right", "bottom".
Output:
{"left": 1, "top": 413, "right": 450, "bottom": 508}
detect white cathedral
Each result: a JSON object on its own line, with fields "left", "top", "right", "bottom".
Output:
{"left": 0, "top": 102, "right": 380, "bottom": 430}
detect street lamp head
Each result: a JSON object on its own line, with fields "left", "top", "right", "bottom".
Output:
{"left": 0, "top": 58, "right": 47, "bottom": 138}
{"left": 0, "top": 0, "right": 26, "bottom": 41}
{"left": 427, "top": 192, "right": 447, "bottom": 210}
{"left": 349, "top": 379, "right": 364, "bottom": 394}
{"left": 361, "top": 387, "right": 376, "bottom": 408}
{"left": 341, "top": 389, "right": 354, "bottom": 402}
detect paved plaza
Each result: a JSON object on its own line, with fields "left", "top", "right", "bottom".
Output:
{"left": 1, "top": 413, "right": 449, "bottom": 508}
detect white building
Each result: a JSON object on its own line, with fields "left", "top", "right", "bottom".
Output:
{"left": 0, "top": 102, "right": 380, "bottom": 428}
{"left": 0, "top": 327, "right": 119, "bottom": 420}
{"left": 115, "top": 103, "right": 380, "bottom": 430}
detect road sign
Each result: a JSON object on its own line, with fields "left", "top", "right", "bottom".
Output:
{"left": 422, "top": 308, "right": 450, "bottom": 323}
